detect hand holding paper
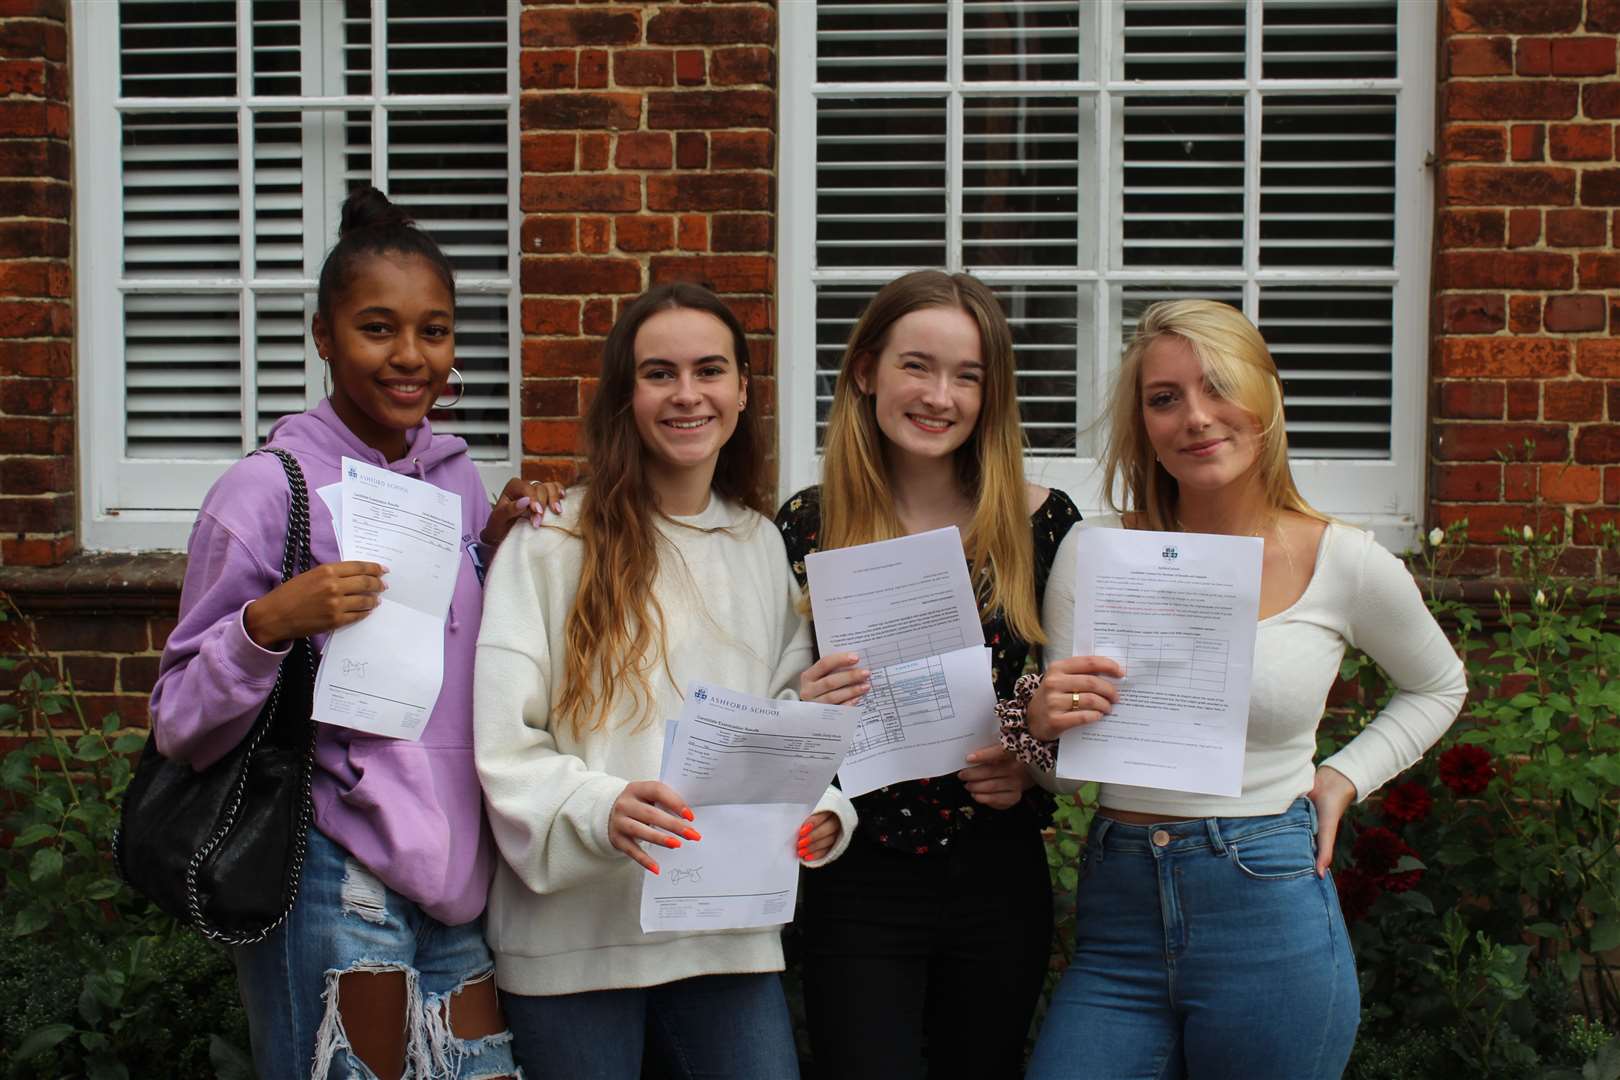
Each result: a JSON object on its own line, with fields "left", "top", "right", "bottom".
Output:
{"left": 639, "top": 683, "right": 857, "bottom": 933}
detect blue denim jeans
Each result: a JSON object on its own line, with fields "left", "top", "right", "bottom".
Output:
{"left": 500, "top": 972, "right": 799, "bottom": 1080}
{"left": 233, "top": 827, "right": 519, "bottom": 1080}
{"left": 1027, "top": 799, "right": 1359, "bottom": 1080}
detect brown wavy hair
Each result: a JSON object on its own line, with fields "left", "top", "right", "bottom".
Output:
{"left": 554, "top": 282, "right": 768, "bottom": 737}
{"left": 818, "top": 270, "right": 1042, "bottom": 644}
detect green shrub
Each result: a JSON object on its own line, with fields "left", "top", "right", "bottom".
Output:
{"left": 0, "top": 600, "right": 251, "bottom": 1080}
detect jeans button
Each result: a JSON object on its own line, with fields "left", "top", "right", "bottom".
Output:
{"left": 1151, "top": 829, "right": 1171, "bottom": 847}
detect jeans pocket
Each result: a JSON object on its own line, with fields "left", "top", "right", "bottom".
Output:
{"left": 1229, "top": 825, "right": 1317, "bottom": 881}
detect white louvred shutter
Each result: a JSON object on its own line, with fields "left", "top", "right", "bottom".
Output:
{"left": 100, "top": 0, "right": 515, "bottom": 519}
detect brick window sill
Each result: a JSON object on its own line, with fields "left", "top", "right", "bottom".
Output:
{"left": 0, "top": 552, "right": 185, "bottom": 615}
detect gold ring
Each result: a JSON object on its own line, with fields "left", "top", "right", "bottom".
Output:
{"left": 1070, "top": 691, "right": 1082, "bottom": 712}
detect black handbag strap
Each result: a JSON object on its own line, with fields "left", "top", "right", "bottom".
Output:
{"left": 260, "top": 447, "right": 314, "bottom": 583}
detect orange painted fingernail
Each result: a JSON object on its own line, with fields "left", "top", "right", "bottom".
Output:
{"left": 648, "top": 861, "right": 660, "bottom": 875}
{"left": 683, "top": 828, "right": 701, "bottom": 842}
{"left": 681, "top": 808, "right": 695, "bottom": 822}
{"left": 663, "top": 836, "right": 682, "bottom": 849}
{"left": 799, "top": 821, "right": 812, "bottom": 836}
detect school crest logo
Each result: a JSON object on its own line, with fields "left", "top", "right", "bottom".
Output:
{"left": 346, "top": 464, "right": 358, "bottom": 480}
{"left": 1161, "top": 545, "right": 1179, "bottom": 561}
{"left": 693, "top": 688, "right": 708, "bottom": 702}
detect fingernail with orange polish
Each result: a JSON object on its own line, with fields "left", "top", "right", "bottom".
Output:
{"left": 681, "top": 808, "right": 695, "bottom": 822}
{"left": 648, "top": 862, "right": 660, "bottom": 875}
{"left": 663, "top": 836, "right": 682, "bottom": 849}
{"left": 683, "top": 828, "right": 701, "bottom": 842}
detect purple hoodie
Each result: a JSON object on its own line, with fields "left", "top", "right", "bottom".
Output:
{"left": 149, "top": 399, "right": 495, "bottom": 926}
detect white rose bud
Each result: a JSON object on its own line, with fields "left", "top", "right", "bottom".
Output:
{"left": 1428, "top": 527, "right": 1444, "bottom": 547}
{"left": 1523, "top": 524, "right": 1534, "bottom": 541}
{"left": 1535, "top": 589, "right": 1547, "bottom": 607}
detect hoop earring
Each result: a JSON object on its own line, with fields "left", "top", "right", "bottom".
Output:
{"left": 321, "top": 360, "right": 330, "bottom": 396}
{"left": 434, "top": 367, "right": 464, "bottom": 409}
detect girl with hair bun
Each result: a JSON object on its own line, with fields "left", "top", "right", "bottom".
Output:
{"left": 776, "top": 269, "right": 1083, "bottom": 1078}
{"left": 1019, "top": 299, "right": 1465, "bottom": 1079}
{"left": 150, "top": 186, "right": 553, "bottom": 1079}
{"left": 474, "top": 282, "right": 855, "bottom": 1079}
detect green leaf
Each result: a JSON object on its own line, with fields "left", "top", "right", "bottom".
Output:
{"left": 1526, "top": 921, "right": 1563, "bottom": 938}
{"left": 1395, "top": 890, "right": 1435, "bottom": 915}
{"left": 1393, "top": 854, "right": 1427, "bottom": 873}
{"left": 1559, "top": 949, "right": 1582, "bottom": 983}
{"left": 112, "top": 732, "right": 146, "bottom": 754}
{"left": 28, "top": 846, "right": 63, "bottom": 882}
{"left": 0, "top": 702, "right": 18, "bottom": 722}
{"left": 1571, "top": 780, "right": 1598, "bottom": 810}
{"left": 11, "top": 822, "right": 56, "bottom": 846}
{"left": 1590, "top": 919, "right": 1620, "bottom": 953}
{"left": 12, "top": 905, "right": 50, "bottom": 937}
{"left": 12, "top": 1022, "right": 75, "bottom": 1061}
{"left": 83, "top": 878, "right": 123, "bottom": 900}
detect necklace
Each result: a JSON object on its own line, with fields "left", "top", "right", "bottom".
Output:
{"left": 1176, "top": 513, "right": 1297, "bottom": 576}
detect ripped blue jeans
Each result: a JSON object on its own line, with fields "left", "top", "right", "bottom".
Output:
{"left": 233, "top": 827, "right": 519, "bottom": 1080}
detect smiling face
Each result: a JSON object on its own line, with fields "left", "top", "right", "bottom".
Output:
{"left": 1139, "top": 333, "right": 1264, "bottom": 495}
{"left": 630, "top": 306, "right": 746, "bottom": 490}
{"left": 312, "top": 252, "right": 455, "bottom": 460}
{"left": 856, "top": 305, "right": 985, "bottom": 469}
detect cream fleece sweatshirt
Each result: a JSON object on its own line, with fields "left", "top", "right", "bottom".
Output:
{"left": 474, "top": 491, "right": 856, "bottom": 996}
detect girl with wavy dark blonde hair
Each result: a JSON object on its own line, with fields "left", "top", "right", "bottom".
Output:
{"left": 776, "top": 269, "right": 1084, "bottom": 1078}
{"left": 473, "top": 282, "right": 856, "bottom": 1079}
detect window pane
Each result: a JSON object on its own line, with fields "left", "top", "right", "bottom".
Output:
{"left": 1259, "top": 286, "right": 1393, "bottom": 459}
{"left": 387, "top": 0, "right": 508, "bottom": 95}
{"left": 1116, "top": 283, "right": 1244, "bottom": 349}
{"left": 120, "top": 0, "right": 236, "bottom": 97}
{"left": 1121, "top": 0, "right": 1246, "bottom": 81}
{"left": 818, "top": 0, "right": 947, "bottom": 83}
{"left": 964, "top": 0, "right": 1081, "bottom": 82}
{"left": 995, "top": 285, "right": 1083, "bottom": 456}
{"left": 1120, "top": 96, "right": 1244, "bottom": 268}
{"left": 812, "top": 285, "right": 871, "bottom": 449}
{"left": 254, "top": 110, "right": 303, "bottom": 277}
{"left": 1260, "top": 95, "right": 1395, "bottom": 268}
{"left": 816, "top": 97, "right": 947, "bottom": 269}
{"left": 387, "top": 109, "right": 509, "bottom": 275}
{"left": 252, "top": 0, "right": 301, "bottom": 96}
{"left": 255, "top": 292, "right": 309, "bottom": 444}
{"left": 1262, "top": 0, "right": 1397, "bottom": 80}
{"left": 122, "top": 111, "right": 241, "bottom": 278}
{"left": 125, "top": 292, "right": 242, "bottom": 459}
{"left": 440, "top": 294, "right": 511, "bottom": 461}
{"left": 963, "top": 96, "right": 1085, "bottom": 269}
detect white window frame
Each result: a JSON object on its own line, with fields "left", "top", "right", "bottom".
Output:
{"left": 73, "top": 0, "right": 521, "bottom": 551}
{"left": 778, "top": 0, "right": 1435, "bottom": 550}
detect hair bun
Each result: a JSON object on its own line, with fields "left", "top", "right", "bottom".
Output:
{"left": 338, "top": 186, "right": 414, "bottom": 236}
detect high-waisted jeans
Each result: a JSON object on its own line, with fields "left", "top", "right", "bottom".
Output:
{"left": 1027, "top": 798, "right": 1359, "bottom": 1080}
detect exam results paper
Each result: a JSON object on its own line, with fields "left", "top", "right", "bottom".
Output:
{"left": 310, "top": 457, "right": 462, "bottom": 741}
{"left": 640, "top": 684, "right": 858, "bottom": 933}
{"left": 1056, "top": 527, "right": 1262, "bottom": 797}
{"left": 802, "top": 527, "right": 1000, "bottom": 798}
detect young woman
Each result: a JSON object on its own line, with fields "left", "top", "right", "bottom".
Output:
{"left": 472, "top": 282, "right": 857, "bottom": 1080}
{"left": 149, "top": 188, "right": 557, "bottom": 1079}
{"left": 1014, "top": 299, "right": 1467, "bottom": 1079}
{"left": 776, "top": 269, "right": 1081, "bottom": 1079}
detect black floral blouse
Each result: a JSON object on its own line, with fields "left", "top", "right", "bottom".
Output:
{"left": 775, "top": 486, "right": 1082, "bottom": 855}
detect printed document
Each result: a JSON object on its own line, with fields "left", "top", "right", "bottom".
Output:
{"left": 1056, "top": 528, "right": 1262, "bottom": 797}
{"left": 641, "top": 684, "right": 857, "bottom": 933}
{"left": 804, "top": 527, "right": 999, "bottom": 795}
{"left": 311, "top": 457, "right": 462, "bottom": 741}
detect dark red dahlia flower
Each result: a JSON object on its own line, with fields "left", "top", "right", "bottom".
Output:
{"left": 1382, "top": 781, "right": 1433, "bottom": 825}
{"left": 1351, "top": 826, "right": 1406, "bottom": 876}
{"left": 1334, "top": 867, "right": 1380, "bottom": 924}
{"left": 1438, "top": 744, "right": 1495, "bottom": 796}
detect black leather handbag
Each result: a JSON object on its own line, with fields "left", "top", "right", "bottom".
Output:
{"left": 114, "top": 447, "right": 318, "bottom": 945}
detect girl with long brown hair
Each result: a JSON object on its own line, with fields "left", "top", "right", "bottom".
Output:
{"left": 776, "top": 269, "right": 1082, "bottom": 1078}
{"left": 472, "top": 283, "right": 856, "bottom": 1079}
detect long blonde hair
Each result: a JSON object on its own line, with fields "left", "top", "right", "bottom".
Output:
{"left": 1101, "top": 299, "right": 1325, "bottom": 531}
{"left": 555, "top": 283, "right": 769, "bottom": 738}
{"left": 819, "top": 270, "right": 1042, "bottom": 644}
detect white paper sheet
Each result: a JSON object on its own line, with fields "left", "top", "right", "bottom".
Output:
{"left": 803, "top": 526, "right": 985, "bottom": 668}
{"left": 640, "top": 683, "right": 857, "bottom": 933}
{"left": 835, "top": 645, "right": 999, "bottom": 798}
{"left": 311, "top": 457, "right": 462, "bottom": 741}
{"left": 1056, "top": 528, "right": 1263, "bottom": 797}
{"left": 803, "top": 527, "right": 1000, "bottom": 794}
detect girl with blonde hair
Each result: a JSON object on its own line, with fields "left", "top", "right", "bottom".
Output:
{"left": 777, "top": 269, "right": 1082, "bottom": 1078}
{"left": 474, "top": 282, "right": 857, "bottom": 1079}
{"left": 1008, "top": 299, "right": 1466, "bottom": 1079}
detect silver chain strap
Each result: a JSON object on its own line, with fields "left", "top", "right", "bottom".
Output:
{"left": 183, "top": 448, "right": 318, "bottom": 945}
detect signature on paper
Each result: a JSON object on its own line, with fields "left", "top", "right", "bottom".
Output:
{"left": 668, "top": 867, "right": 703, "bottom": 886}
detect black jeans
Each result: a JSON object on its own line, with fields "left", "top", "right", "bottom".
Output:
{"left": 798, "top": 807, "right": 1053, "bottom": 1080}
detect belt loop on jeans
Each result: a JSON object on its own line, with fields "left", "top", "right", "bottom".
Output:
{"left": 1303, "top": 795, "right": 1319, "bottom": 836}
{"left": 1203, "top": 816, "right": 1227, "bottom": 855}
{"left": 1090, "top": 815, "right": 1115, "bottom": 859}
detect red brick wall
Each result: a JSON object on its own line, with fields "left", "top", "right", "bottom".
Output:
{"left": 0, "top": 0, "right": 73, "bottom": 568}
{"left": 517, "top": 1, "right": 778, "bottom": 487}
{"left": 1434, "top": 0, "right": 1619, "bottom": 578}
